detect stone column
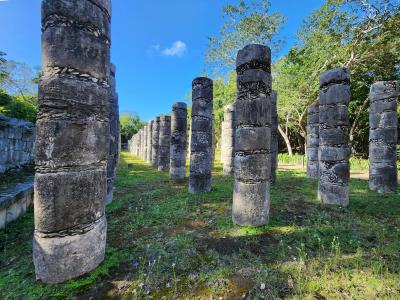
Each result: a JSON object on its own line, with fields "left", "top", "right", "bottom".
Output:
{"left": 306, "top": 103, "right": 319, "bottom": 178}
{"left": 34, "top": 0, "right": 111, "bottom": 283}
{"left": 151, "top": 116, "right": 160, "bottom": 167}
{"left": 318, "top": 68, "right": 350, "bottom": 207}
{"left": 170, "top": 102, "right": 187, "bottom": 180}
{"left": 146, "top": 121, "right": 152, "bottom": 163}
{"left": 158, "top": 115, "right": 171, "bottom": 171}
{"left": 369, "top": 81, "right": 398, "bottom": 193}
{"left": 106, "top": 63, "right": 119, "bottom": 205}
{"left": 189, "top": 77, "right": 213, "bottom": 194}
{"left": 270, "top": 92, "right": 278, "bottom": 183}
{"left": 232, "top": 44, "right": 271, "bottom": 227}
{"left": 221, "top": 104, "right": 236, "bottom": 174}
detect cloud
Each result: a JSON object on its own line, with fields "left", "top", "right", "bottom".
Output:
{"left": 161, "top": 41, "right": 187, "bottom": 57}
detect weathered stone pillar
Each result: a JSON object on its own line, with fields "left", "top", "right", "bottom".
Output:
{"left": 106, "top": 63, "right": 119, "bottom": 205}
{"left": 270, "top": 91, "right": 278, "bottom": 183}
{"left": 146, "top": 121, "right": 152, "bottom": 163}
{"left": 232, "top": 44, "right": 271, "bottom": 227}
{"left": 306, "top": 103, "right": 319, "bottom": 179}
{"left": 34, "top": 0, "right": 111, "bottom": 283}
{"left": 170, "top": 102, "right": 187, "bottom": 180}
{"left": 318, "top": 68, "right": 350, "bottom": 206}
{"left": 221, "top": 104, "right": 236, "bottom": 174}
{"left": 158, "top": 115, "right": 171, "bottom": 171}
{"left": 151, "top": 116, "right": 160, "bottom": 167}
{"left": 369, "top": 81, "right": 398, "bottom": 193}
{"left": 189, "top": 77, "right": 213, "bottom": 194}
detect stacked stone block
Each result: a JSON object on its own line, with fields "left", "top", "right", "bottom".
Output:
{"left": 146, "top": 121, "right": 152, "bottom": 163}
{"left": 369, "top": 81, "right": 398, "bottom": 193}
{"left": 221, "top": 104, "right": 236, "bottom": 174}
{"left": 189, "top": 77, "right": 213, "bottom": 194}
{"left": 158, "top": 115, "right": 171, "bottom": 171}
{"left": 270, "top": 92, "right": 278, "bottom": 183}
{"left": 151, "top": 116, "right": 161, "bottom": 167}
{"left": 306, "top": 103, "right": 319, "bottom": 178}
{"left": 318, "top": 68, "right": 350, "bottom": 207}
{"left": 0, "top": 114, "right": 35, "bottom": 174}
{"left": 106, "top": 63, "right": 119, "bottom": 204}
{"left": 170, "top": 102, "right": 187, "bottom": 180}
{"left": 232, "top": 44, "right": 272, "bottom": 227}
{"left": 34, "top": 0, "right": 111, "bottom": 283}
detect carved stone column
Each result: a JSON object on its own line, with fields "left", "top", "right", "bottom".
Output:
{"left": 189, "top": 77, "right": 213, "bottom": 194}
{"left": 158, "top": 115, "right": 171, "bottom": 171}
{"left": 306, "top": 103, "right": 319, "bottom": 178}
{"left": 318, "top": 68, "right": 350, "bottom": 206}
{"left": 369, "top": 81, "right": 398, "bottom": 193}
{"left": 270, "top": 91, "right": 278, "bottom": 183}
{"left": 146, "top": 121, "right": 152, "bottom": 163}
{"left": 34, "top": 0, "right": 111, "bottom": 283}
{"left": 106, "top": 63, "right": 119, "bottom": 204}
{"left": 221, "top": 104, "right": 236, "bottom": 174}
{"left": 151, "top": 116, "right": 160, "bottom": 168}
{"left": 170, "top": 102, "right": 187, "bottom": 180}
{"left": 232, "top": 44, "right": 272, "bottom": 227}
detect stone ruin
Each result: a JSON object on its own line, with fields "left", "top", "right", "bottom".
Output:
{"left": 106, "top": 63, "right": 120, "bottom": 204}
{"left": 170, "top": 102, "right": 188, "bottom": 180}
{"left": 146, "top": 120, "right": 152, "bottom": 163}
{"left": 33, "top": 0, "right": 111, "bottom": 283}
{"left": 306, "top": 103, "right": 319, "bottom": 178}
{"left": 232, "top": 44, "right": 272, "bottom": 227}
{"left": 151, "top": 116, "right": 161, "bottom": 167}
{"left": 221, "top": 104, "right": 236, "bottom": 175}
{"left": 189, "top": 77, "right": 213, "bottom": 194}
{"left": 318, "top": 68, "right": 350, "bottom": 207}
{"left": 270, "top": 91, "right": 278, "bottom": 183}
{"left": 158, "top": 115, "right": 171, "bottom": 171}
{"left": 369, "top": 81, "right": 398, "bottom": 193}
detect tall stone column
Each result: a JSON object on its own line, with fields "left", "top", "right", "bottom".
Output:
{"left": 106, "top": 63, "right": 119, "bottom": 204}
{"left": 170, "top": 102, "right": 187, "bottom": 180}
{"left": 306, "top": 103, "right": 319, "bottom": 178}
{"left": 158, "top": 115, "right": 171, "bottom": 171}
{"left": 34, "top": 0, "right": 111, "bottom": 283}
{"left": 318, "top": 68, "right": 350, "bottom": 207}
{"left": 232, "top": 44, "right": 271, "bottom": 227}
{"left": 369, "top": 81, "right": 398, "bottom": 193}
{"left": 146, "top": 121, "right": 152, "bottom": 163}
{"left": 270, "top": 92, "right": 278, "bottom": 183}
{"left": 189, "top": 77, "right": 213, "bottom": 194}
{"left": 221, "top": 104, "right": 236, "bottom": 174}
{"left": 151, "top": 116, "right": 160, "bottom": 168}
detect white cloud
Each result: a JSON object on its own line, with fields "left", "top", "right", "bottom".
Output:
{"left": 161, "top": 41, "right": 187, "bottom": 57}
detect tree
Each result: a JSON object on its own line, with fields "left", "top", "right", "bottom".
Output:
{"left": 274, "top": 0, "right": 400, "bottom": 156}
{"left": 205, "top": 0, "right": 286, "bottom": 73}
{"left": 119, "top": 113, "right": 145, "bottom": 143}
{"left": 0, "top": 52, "right": 38, "bottom": 122}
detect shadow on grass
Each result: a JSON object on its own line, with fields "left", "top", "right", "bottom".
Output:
{"left": 0, "top": 151, "right": 399, "bottom": 299}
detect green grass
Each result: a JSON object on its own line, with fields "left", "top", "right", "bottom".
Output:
{"left": 1, "top": 151, "right": 399, "bottom": 299}
{"left": 278, "top": 153, "right": 400, "bottom": 172}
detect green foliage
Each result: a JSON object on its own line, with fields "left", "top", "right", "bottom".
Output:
{"left": 0, "top": 52, "right": 38, "bottom": 122}
{"left": 205, "top": 0, "right": 285, "bottom": 72}
{"left": 0, "top": 89, "right": 38, "bottom": 122}
{"left": 119, "top": 113, "right": 145, "bottom": 142}
{"left": 274, "top": 0, "right": 400, "bottom": 155}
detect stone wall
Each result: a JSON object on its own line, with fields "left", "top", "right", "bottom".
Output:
{"left": 0, "top": 114, "right": 35, "bottom": 174}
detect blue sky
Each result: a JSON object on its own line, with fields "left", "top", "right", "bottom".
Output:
{"left": 0, "top": 0, "right": 323, "bottom": 121}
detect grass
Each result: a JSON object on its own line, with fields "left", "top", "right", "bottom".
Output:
{"left": 278, "top": 153, "right": 400, "bottom": 172}
{"left": 0, "top": 151, "right": 399, "bottom": 299}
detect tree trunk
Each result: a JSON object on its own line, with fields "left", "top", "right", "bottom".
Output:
{"left": 278, "top": 124, "right": 293, "bottom": 157}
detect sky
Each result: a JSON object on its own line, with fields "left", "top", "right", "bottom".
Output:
{"left": 0, "top": 0, "right": 324, "bottom": 121}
